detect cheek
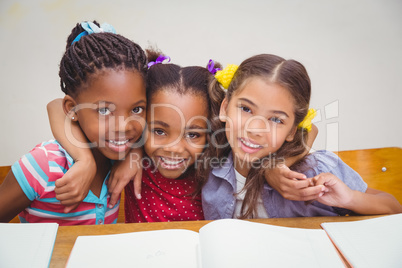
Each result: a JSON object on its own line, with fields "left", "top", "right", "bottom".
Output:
{"left": 144, "top": 138, "right": 156, "bottom": 156}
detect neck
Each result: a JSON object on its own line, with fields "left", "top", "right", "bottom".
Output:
{"left": 91, "top": 148, "right": 110, "bottom": 169}
{"left": 233, "top": 154, "right": 251, "bottom": 177}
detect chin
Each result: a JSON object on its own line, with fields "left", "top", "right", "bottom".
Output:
{"left": 158, "top": 170, "right": 183, "bottom": 179}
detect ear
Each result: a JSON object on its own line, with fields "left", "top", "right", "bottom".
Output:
{"left": 219, "top": 97, "right": 229, "bottom": 123}
{"left": 63, "top": 95, "right": 78, "bottom": 122}
{"left": 285, "top": 126, "right": 298, "bottom": 142}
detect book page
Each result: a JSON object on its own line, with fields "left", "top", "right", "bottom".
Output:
{"left": 0, "top": 222, "right": 58, "bottom": 268}
{"left": 66, "top": 229, "right": 201, "bottom": 268}
{"left": 199, "top": 219, "right": 344, "bottom": 268}
{"left": 321, "top": 214, "right": 402, "bottom": 268}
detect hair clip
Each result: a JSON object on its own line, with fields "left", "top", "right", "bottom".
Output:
{"left": 71, "top": 21, "right": 116, "bottom": 45}
{"left": 215, "top": 64, "right": 239, "bottom": 89}
{"left": 298, "top": 108, "right": 316, "bottom": 132}
{"left": 147, "top": 55, "right": 171, "bottom": 68}
{"left": 207, "top": 59, "right": 221, "bottom": 75}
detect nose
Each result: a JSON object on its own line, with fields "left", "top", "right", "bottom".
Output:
{"left": 162, "top": 138, "right": 185, "bottom": 154}
{"left": 113, "top": 114, "right": 145, "bottom": 137}
{"left": 245, "top": 116, "right": 270, "bottom": 136}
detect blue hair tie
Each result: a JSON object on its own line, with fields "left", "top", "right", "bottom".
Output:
{"left": 71, "top": 21, "right": 116, "bottom": 45}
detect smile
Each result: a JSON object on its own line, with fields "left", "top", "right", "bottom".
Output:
{"left": 159, "top": 157, "right": 187, "bottom": 169}
{"left": 240, "top": 138, "right": 263, "bottom": 149}
{"left": 108, "top": 139, "right": 129, "bottom": 146}
{"left": 105, "top": 138, "right": 132, "bottom": 153}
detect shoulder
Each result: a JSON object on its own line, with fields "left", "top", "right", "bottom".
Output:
{"left": 12, "top": 140, "right": 74, "bottom": 186}
{"left": 292, "top": 150, "right": 352, "bottom": 177}
{"left": 293, "top": 150, "right": 367, "bottom": 191}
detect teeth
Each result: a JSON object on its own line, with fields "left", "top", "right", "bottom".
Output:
{"left": 160, "top": 157, "right": 185, "bottom": 165}
{"left": 240, "top": 138, "right": 262, "bottom": 149}
{"left": 109, "top": 139, "right": 129, "bottom": 146}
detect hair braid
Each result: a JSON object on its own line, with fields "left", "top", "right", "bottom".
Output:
{"left": 59, "top": 21, "right": 147, "bottom": 97}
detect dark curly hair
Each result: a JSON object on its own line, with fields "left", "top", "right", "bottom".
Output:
{"left": 59, "top": 20, "right": 147, "bottom": 97}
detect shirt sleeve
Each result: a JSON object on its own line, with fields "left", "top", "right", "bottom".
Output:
{"left": 11, "top": 144, "right": 53, "bottom": 201}
{"left": 302, "top": 150, "right": 368, "bottom": 193}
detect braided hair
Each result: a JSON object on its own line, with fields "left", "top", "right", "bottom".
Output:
{"left": 59, "top": 21, "right": 147, "bottom": 97}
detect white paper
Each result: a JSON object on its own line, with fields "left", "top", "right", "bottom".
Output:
{"left": 322, "top": 214, "right": 402, "bottom": 268}
{"left": 66, "top": 229, "right": 201, "bottom": 268}
{"left": 199, "top": 219, "right": 344, "bottom": 268}
{"left": 0, "top": 222, "right": 58, "bottom": 268}
{"left": 67, "top": 219, "right": 347, "bottom": 268}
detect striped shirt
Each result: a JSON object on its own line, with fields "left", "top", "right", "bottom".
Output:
{"left": 11, "top": 140, "right": 119, "bottom": 225}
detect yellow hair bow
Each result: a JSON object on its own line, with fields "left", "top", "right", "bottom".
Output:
{"left": 298, "top": 108, "right": 316, "bottom": 132}
{"left": 214, "top": 64, "right": 239, "bottom": 89}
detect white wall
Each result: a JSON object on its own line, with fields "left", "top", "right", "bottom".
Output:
{"left": 1, "top": 0, "right": 401, "bottom": 166}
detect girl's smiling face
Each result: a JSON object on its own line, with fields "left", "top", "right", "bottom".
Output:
{"left": 144, "top": 90, "right": 209, "bottom": 179}
{"left": 220, "top": 77, "right": 297, "bottom": 175}
{"left": 65, "top": 69, "right": 146, "bottom": 160}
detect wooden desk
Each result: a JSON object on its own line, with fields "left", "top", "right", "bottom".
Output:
{"left": 50, "top": 215, "right": 379, "bottom": 267}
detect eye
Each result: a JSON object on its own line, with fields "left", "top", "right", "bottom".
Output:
{"left": 98, "top": 107, "right": 111, "bottom": 115}
{"left": 186, "top": 132, "right": 201, "bottom": 139}
{"left": 269, "top": 117, "right": 283, "bottom": 124}
{"left": 240, "top": 105, "right": 251, "bottom": 113}
{"left": 152, "top": 129, "right": 166, "bottom": 136}
{"left": 132, "top": 107, "right": 144, "bottom": 114}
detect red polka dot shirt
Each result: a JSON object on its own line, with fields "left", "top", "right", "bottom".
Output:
{"left": 124, "top": 161, "right": 204, "bottom": 223}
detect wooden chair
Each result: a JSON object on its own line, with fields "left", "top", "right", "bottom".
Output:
{"left": 0, "top": 165, "right": 126, "bottom": 223}
{"left": 335, "top": 147, "right": 402, "bottom": 204}
{"left": 0, "top": 166, "right": 19, "bottom": 222}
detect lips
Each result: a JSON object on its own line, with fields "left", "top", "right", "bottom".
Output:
{"left": 108, "top": 139, "right": 129, "bottom": 146}
{"left": 105, "top": 138, "right": 132, "bottom": 153}
{"left": 158, "top": 156, "right": 187, "bottom": 170}
{"left": 239, "top": 138, "right": 263, "bottom": 154}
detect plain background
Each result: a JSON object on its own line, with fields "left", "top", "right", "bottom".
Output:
{"left": 0, "top": 0, "right": 401, "bottom": 166}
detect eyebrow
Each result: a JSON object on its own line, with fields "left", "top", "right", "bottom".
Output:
{"left": 238, "top": 98, "right": 256, "bottom": 107}
{"left": 186, "top": 124, "right": 208, "bottom": 130}
{"left": 149, "top": 120, "right": 170, "bottom": 128}
{"left": 238, "top": 98, "right": 289, "bottom": 118}
{"left": 150, "top": 121, "right": 208, "bottom": 130}
{"left": 95, "top": 100, "right": 147, "bottom": 106}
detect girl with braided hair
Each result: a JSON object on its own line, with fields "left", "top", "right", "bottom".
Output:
{"left": 0, "top": 21, "right": 147, "bottom": 224}
{"left": 47, "top": 48, "right": 213, "bottom": 223}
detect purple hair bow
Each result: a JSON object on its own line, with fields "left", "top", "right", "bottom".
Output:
{"left": 147, "top": 55, "right": 171, "bottom": 68}
{"left": 207, "top": 59, "right": 221, "bottom": 74}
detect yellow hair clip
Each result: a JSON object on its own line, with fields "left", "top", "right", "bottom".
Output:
{"left": 214, "top": 64, "right": 239, "bottom": 89}
{"left": 298, "top": 108, "right": 316, "bottom": 132}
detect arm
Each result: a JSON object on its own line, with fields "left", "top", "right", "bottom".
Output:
{"left": 314, "top": 173, "right": 402, "bottom": 214}
{"left": 264, "top": 124, "right": 323, "bottom": 200}
{"left": 107, "top": 147, "right": 144, "bottom": 208}
{"left": 0, "top": 171, "right": 31, "bottom": 222}
{"left": 47, "top": 98, "right": 96, "bottom": 213}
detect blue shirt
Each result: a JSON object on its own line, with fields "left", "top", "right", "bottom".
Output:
{"left": 202, "top": 150, "right": 368, "bottom": 220}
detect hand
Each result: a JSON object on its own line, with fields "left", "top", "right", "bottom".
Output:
{"left": 108, "top": 152, "right": 143, "bottom": 208}
{"left": 313, "top": 172, "right": 354, "bottom": 207}
{"left": 54, "top": 159, "right": 96, "bottom": 213}
{"left": 265, "top": 164, "right": 325, "bottom": 201}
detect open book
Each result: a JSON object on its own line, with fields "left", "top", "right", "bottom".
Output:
{"left": 66, "top": 219, "right": 344, "bottom": 268}
{"left": 0, "top": 222, "right": 58, "bottom": 268}
{"left": 321, "top": 213, "right": 402, "bottom": 268}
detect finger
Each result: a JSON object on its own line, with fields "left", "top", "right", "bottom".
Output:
{"left": 284, "top": 170, "right": 307, "bottom": 180}
{"left": 133, "top": 173, "right": 142, "bottom": 200}
{"left": 108, "top": 175, "right": 118, "bottom": 195}
{"left": 58, "top": 197, "right": 81, "bottom": 206}
{"left": 55, "top": 175, "right": 70, "bottom": 188}
{"left": 109, "top": 181, "right": 125, "bottom": 208}
{"left": 64, "top": 203, "right": 79, "bottom": 213}
{"left": 289, "top": 179, "right": 312, "bottom": 189}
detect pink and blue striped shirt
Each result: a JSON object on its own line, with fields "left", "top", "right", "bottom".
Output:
{"left": 11, "top": 140, "right": 119, "bottom": 225}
